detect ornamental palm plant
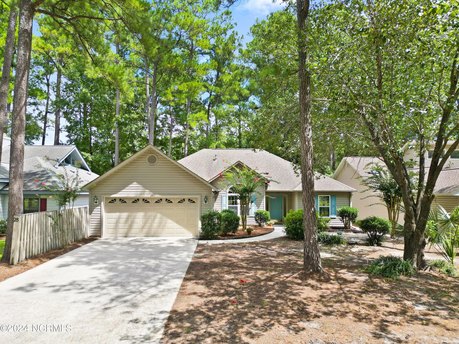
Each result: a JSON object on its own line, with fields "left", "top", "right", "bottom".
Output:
{"left": 427, "top": 205, "right": 459, "bottom": 265}
{"left": 222, "top": 166, "right": 266, "bottom": 234}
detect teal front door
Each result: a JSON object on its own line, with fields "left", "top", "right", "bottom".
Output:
{"left": 269, "top": 195, "right": 283, "bottom": 220}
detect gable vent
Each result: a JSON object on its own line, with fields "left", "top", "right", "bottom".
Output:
{"left": 147, "top": 154, "right": 157, "bottom": 165}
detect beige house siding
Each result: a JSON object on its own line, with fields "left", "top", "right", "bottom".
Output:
{"left": 211, "top": 176, "right": 266, "bottom": 215}
{"left": 433, "top": 195, "right": 459, "bottom": 214}
{"left": 334, "top": 162, "right": 390, "bottom": 221}
{"left": 88, "top": 149, "right": 214, "bottom": 236}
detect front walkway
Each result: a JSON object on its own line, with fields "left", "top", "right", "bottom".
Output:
{"left": 0, "top": 237, "right": 196, "bottom": 344}
{"left": 199, "top": 225, "right": 285, "bottom": 245}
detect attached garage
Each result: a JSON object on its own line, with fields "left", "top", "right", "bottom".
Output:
{"left": 84, "top": 146, "right": 216, "bottom": 238}
{"left": 103, "top": 196, "right": 200, "bottom": 237}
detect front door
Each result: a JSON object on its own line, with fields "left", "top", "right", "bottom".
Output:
{"left": 269, "top": 195, "right": 283, "bottom": 220}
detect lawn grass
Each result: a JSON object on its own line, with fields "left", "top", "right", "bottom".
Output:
{"left": 0, "top": 239, "right": 4, "bottom": 260}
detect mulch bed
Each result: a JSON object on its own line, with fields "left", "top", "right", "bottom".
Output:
{"left": 0, "top": 237, "right": 97, "bottom": 282}
{"left": 163, "top": 238, "right": 459, "bottom": 343}
{"left": 209, "top": 226, "right": 274, "bottom": 240}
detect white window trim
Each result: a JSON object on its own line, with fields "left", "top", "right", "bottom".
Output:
{"left": 227, "top": 191, "right": 240, "bottom": 215}
{"left": 318, "top": 195, "right": 331, "bottom": 218}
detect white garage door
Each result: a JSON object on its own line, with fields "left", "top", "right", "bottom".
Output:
{"left": 103, "top": 196, "right": 199, "bottom": 237}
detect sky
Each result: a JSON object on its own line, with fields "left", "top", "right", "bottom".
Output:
{"left": 230, "top": 0, "right": 286, "bottom": 43}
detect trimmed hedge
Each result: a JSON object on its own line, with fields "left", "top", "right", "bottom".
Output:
{"left": 221, "top": 209, "right": 239, "bottom": 234}
{"left": 337, "top": 206, "right": 358, "bottom": 229}
{"left": 200, "top": 211, "right": 222, "bottom": 239}
{"left": 284, "top": 210, "right": 330, "bottom": 240}
{"left": 360, "top": 216, "right": 390, "bottom": 246}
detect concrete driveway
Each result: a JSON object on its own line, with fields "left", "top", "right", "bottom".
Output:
{"left": 0, "top": 238, "right": 197, "bottom": 344}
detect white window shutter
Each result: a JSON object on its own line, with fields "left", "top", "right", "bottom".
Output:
{"left": 221, "top": 191, "right": 228, "bottom": 210}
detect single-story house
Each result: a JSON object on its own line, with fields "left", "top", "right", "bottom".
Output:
{"left": 0, "top": 140, "right": 99, "bottom": 219}
{"left": 85, "top": 146, "right": 355, "bottom": 238}
{"left": 334, "top": 153, "right": 459, "bottom": 222}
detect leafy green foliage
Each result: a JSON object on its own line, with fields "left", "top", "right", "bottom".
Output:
{"left": 427, "top": 206, "right": 459, "bottom": 265}
{"left": 284, "top": 210, "right": 305, "bottom": 240}
{"left": 364, "top": 166, "right": 402, "bottom": 237}
{"left": 0, "top": 220, "right": 6, "bottom": 235}
{"left": 221, "top": 209, "right": 239, "bottom": 234}
{"left": 360, "top": 216, "right": 390, "bottom": 246}
{"left": 200, "top": 211, "right": 222, "bottom": 239}
{"left": 255, "top": 210, "right": 270, "bottom": 227}
{"left": 318, "top": 232, "right": 346, "bottom": 245}
{"left": 285, "top": 209, "right": 329, "bottom": 239}
{"left": 221, "top": 166, "right": 266, "bottom": 232}
{"left": 428, "top": 260, "right": 457, "bottom": 277}
{"left": 337, "top": 206, "right": 358, "bottom": 229}
{"left": 366, "top": 256, "right": 416, "bottom": 279}
{"left": 317, "top": 215, "right": 330, "bottom": 232}
{"left": 0, "top": 239, "right": 4, "bottom": 259}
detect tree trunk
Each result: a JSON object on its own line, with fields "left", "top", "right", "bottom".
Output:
{"left": 149, "top": 62, "right": 158, "bottom": 146}
{"left": 184, "top": 97, "right": 191, "bottom": 157}
{"left": 1, "top": 0, "right": 34, "bottom": 264}
{"left": 41, "top": 74, "right": 51, "bottom": 145}
{"left": 296, "top": 0, "right": 322, "bottom": 273}
{"left": 53, "top": 60, "right": 62, "bottom": 145}
{"left": 0, "top": 4, "right": 18, "bottom": 162}
{"left": 168, "top": 112, "right": 173, "bottom": 157}
{"left": 145, "top": 66, "right": 150, "bottom": 142}
{"left": 114, "top": 87, "right": 120, "bottom": 165}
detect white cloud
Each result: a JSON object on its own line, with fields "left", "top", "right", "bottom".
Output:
{"left": 238, "top": 0, "right": 285, "bottom": 15}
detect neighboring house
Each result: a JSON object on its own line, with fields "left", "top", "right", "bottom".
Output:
{"left": 85, "top": 146, "right": 355, "bottom": 238}
{"left": 0, "top": 140, "right": 99, "bottom": 219}
{"left": 334, "top": 145, "right": 459, "bottom": 222}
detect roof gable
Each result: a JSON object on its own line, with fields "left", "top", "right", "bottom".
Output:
{"left": 84, "top": 145, "right": 216, "bottom": 191}
{"left": 180, "top": 149, "right": 354, "bottom": 193}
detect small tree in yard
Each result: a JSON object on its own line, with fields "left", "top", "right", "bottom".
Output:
{"left": 221, "top": 166, "right": 266, "bottom": 234}
{"left": 427, "top": 205, "right": 459, "bottom": 265}
{"left": 337, "top": 206, "right": 358, "bottom": 230}
{"left": 360, "top": 216, "right": 390, "bottom": 246}
{"left": 364, "top": 165, "right": 402, "bottom": 238}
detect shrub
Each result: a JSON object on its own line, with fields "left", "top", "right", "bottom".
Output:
{"left": 284, "top": 210, "right": 304, "bottom": 240}
{"left": 428, "top": 260, "right": 457, "bottom": 277}
{"left": 318, "top": 232, "right": 346, "bottom": 245}
{"left": 317, "top": 215, "right": 330, "bottom": 232}
{"left": 221, "top": 210, "right": 239, "bottom": 234}
{"left": 0, "top": 220, "right": 6, "bottom": 235}
{"left": 200, "top": 211, "right": 222, "bottom": 239}
{"left": 366, "top": 256, "right": 416, "bottom": 279}
{"left": 337, "top": 206, "right": 358, "bottom": 229}
{"left": 255, "top": 210, "right": 270, "bottom": 227}
{"left": 360, "top": 216, "right": 390, "bottom": 246}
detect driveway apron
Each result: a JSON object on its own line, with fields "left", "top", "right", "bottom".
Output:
{"left": 0, "top": 237, "right": 196, "bottom": 344}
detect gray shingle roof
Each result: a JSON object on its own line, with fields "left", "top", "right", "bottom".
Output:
{"left": 340, "top": 157, "right": 385, "bottom": 177}
{"left": 0, "top": 142, "right": 98, "bottom": 191}
{"left": 179, "top": 149, "right": 355, "bottom": 192}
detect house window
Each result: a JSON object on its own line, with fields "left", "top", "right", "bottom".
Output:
{"left": 228, "top": 192, "right": 239, "bottom": 215}
{"left": 24, "top": 198, "right": 39, "bottom": 214}
{"left": 318, "top": 195, "right": 330, "bottom": 217}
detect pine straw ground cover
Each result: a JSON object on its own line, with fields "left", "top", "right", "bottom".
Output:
{"left": 162, "top": 238, "right": 459, "bottom": 344}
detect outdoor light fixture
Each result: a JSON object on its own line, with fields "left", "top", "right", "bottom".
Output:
{"left": 93, "top": 196, "right": 99, "bottom": 205}
{"left": 204, "top": 195, "right": 208, "bottom": 204}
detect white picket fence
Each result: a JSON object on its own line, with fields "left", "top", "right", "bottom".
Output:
{"left": 10, "top": 206, "right": 89, "bottom": 265}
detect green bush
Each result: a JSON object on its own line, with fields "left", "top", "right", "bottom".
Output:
{"left": 284, "top": 210, "right": 304, "bottom": 240}
{"left": 0, "top": 220, "right": 6, "bottom": 235}
{"left": 200, "top": 211, "right": 222, "bottom": 239}
{"left": 360, "top": 216, "right": 390, "bottom": 246}
{"left": 366, "top": 256, "right": 416, "bottom": 279}
{"left": 318, "top": 232, "right": 346, "bottom": 245}
{"left": 221, "top": 210, "right": 239, "bottom": 234}
{"left": 337, "top": 206, "right": 358, "bottom": 229}
{"left": 255, "top": 210, "right": 270, "bottom": 227}
{"left": 317, "top": 215, "right": 330, "bottom": 232}
{"left": 428, "top": 260, "right": 457, "bottom": 277}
